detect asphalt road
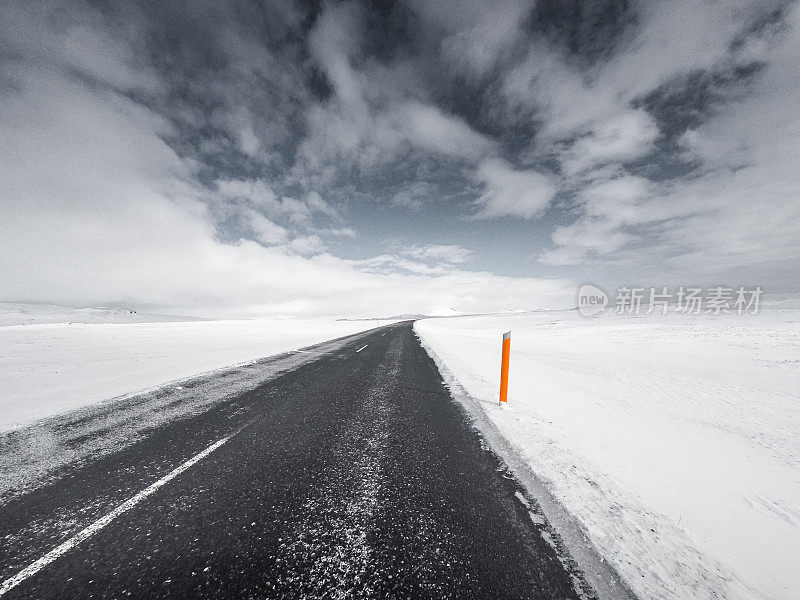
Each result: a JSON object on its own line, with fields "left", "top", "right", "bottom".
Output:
{"left": 0, "top": 322, "right": 593, "bottom": 599}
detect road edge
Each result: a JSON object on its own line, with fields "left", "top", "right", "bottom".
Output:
{"left": 413, "top": 325, "right": 639, "bottom": 600}
{"left": 0, "top": 326, "right": 382, "bottom": 503}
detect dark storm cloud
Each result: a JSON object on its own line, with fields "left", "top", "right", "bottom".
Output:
{"left": 128, "top": 2, "right": 313, "bottom": 180}
{"left": 531, "top": 0, "right": 635, "bottom": 63}
{"left": 0, "top": 1, "right": 632, "bottom": 201}
{"left": 3, "top": 0, "right": 788, "bottom": 202}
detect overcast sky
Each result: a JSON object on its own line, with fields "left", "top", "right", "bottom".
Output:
{"left": 1, "top": 0, "right": 798, "bottom": 317}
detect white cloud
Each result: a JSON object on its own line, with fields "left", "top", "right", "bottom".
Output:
{"left": 540, "top": 173, "right": 699, "bottom": 266}
{"left": 356, "top": 255, "right": 452, "bottom": 276}
{"left": 0, "top": 2, "right": 162, "bottom": 95}
{"left": 214, "top": 180, "right": 340, "bottom": 239}
{"left": 392, "top": 181, "right": 436, "bottom": 210}
{"left": 400, "top": 245, "right": 472, "bottom": 264}
{"left": 526, "top": 0, "right": 800, "bottom": 287}
{"left": 436, "top": 0, "right": 528, "bottom": 77}
{"left": 238, "top": 208, "right": 289, "bottom": 245}
{"left": 305, "top": 191, "right": 339, "bottom": 218}
{"left": 398, "top": 101, "right": 494, "bottom": 161}
{"left": 472, "top": 159, "right": 556, "bottom": 219}
{"left": 215, "top": 179, "right": 310, "bottom": 224}
{"left": 307, "top": 1, "right": 366, "bottom": 111}
{"left": 296, "top": 1, "right": 495, "bottom": 180}
{"left": 319, "top": 227, "right": 357, "bottom": 238}
{"left": 560, "top": 110, "right": 660, "bottom": 175}
{"left": 503, "top": 0, "right": 777, "bottom": 140}
{"left": 540, "top": 218, "right": 638, "bottom": 266}
{"left": 287, "top": 235, "right": 327, "bottom": 256}
{"left": 216, "top": 178, "right": 277, "bottom": 206}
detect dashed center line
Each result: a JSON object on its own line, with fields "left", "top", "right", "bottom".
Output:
{"left": 355, "top": 345, "right": 368, "bottom": 353}
{"left": 0, "top": 436, "right": 231, "bottom": 597}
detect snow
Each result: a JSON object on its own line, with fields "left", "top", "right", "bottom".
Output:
{"left": 0, "top": 307, "right": 383, "bottom": 431}
{"left": 0, "top": 331, "right": 369, "bottom": 503}
{"left": 415, "top": 307, "right": 800, "bottom": 600}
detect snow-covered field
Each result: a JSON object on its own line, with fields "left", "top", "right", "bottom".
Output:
{"left": 0, "top": 304, "right": 382, "bottom": 431}
{"left": 415, "top": 308, "right": 800, "bottom": 600}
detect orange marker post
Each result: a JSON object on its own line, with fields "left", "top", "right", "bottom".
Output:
{"left": 499, "top": 330, "right": 511, "bottom": 404}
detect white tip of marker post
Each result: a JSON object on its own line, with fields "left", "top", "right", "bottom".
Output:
{"left": 503, "top": 331, "right": 511, "bottom": 340}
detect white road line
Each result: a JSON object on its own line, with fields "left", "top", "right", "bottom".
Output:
{"left": 355, "top": 345, "right": 368, "bottom": 353}
{"left": 0, "top": 436, "right": 231, "bottom": 596}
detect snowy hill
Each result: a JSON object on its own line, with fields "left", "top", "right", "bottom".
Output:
{"left": 0, "top": 302, "right": 200, "bottom": 326}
